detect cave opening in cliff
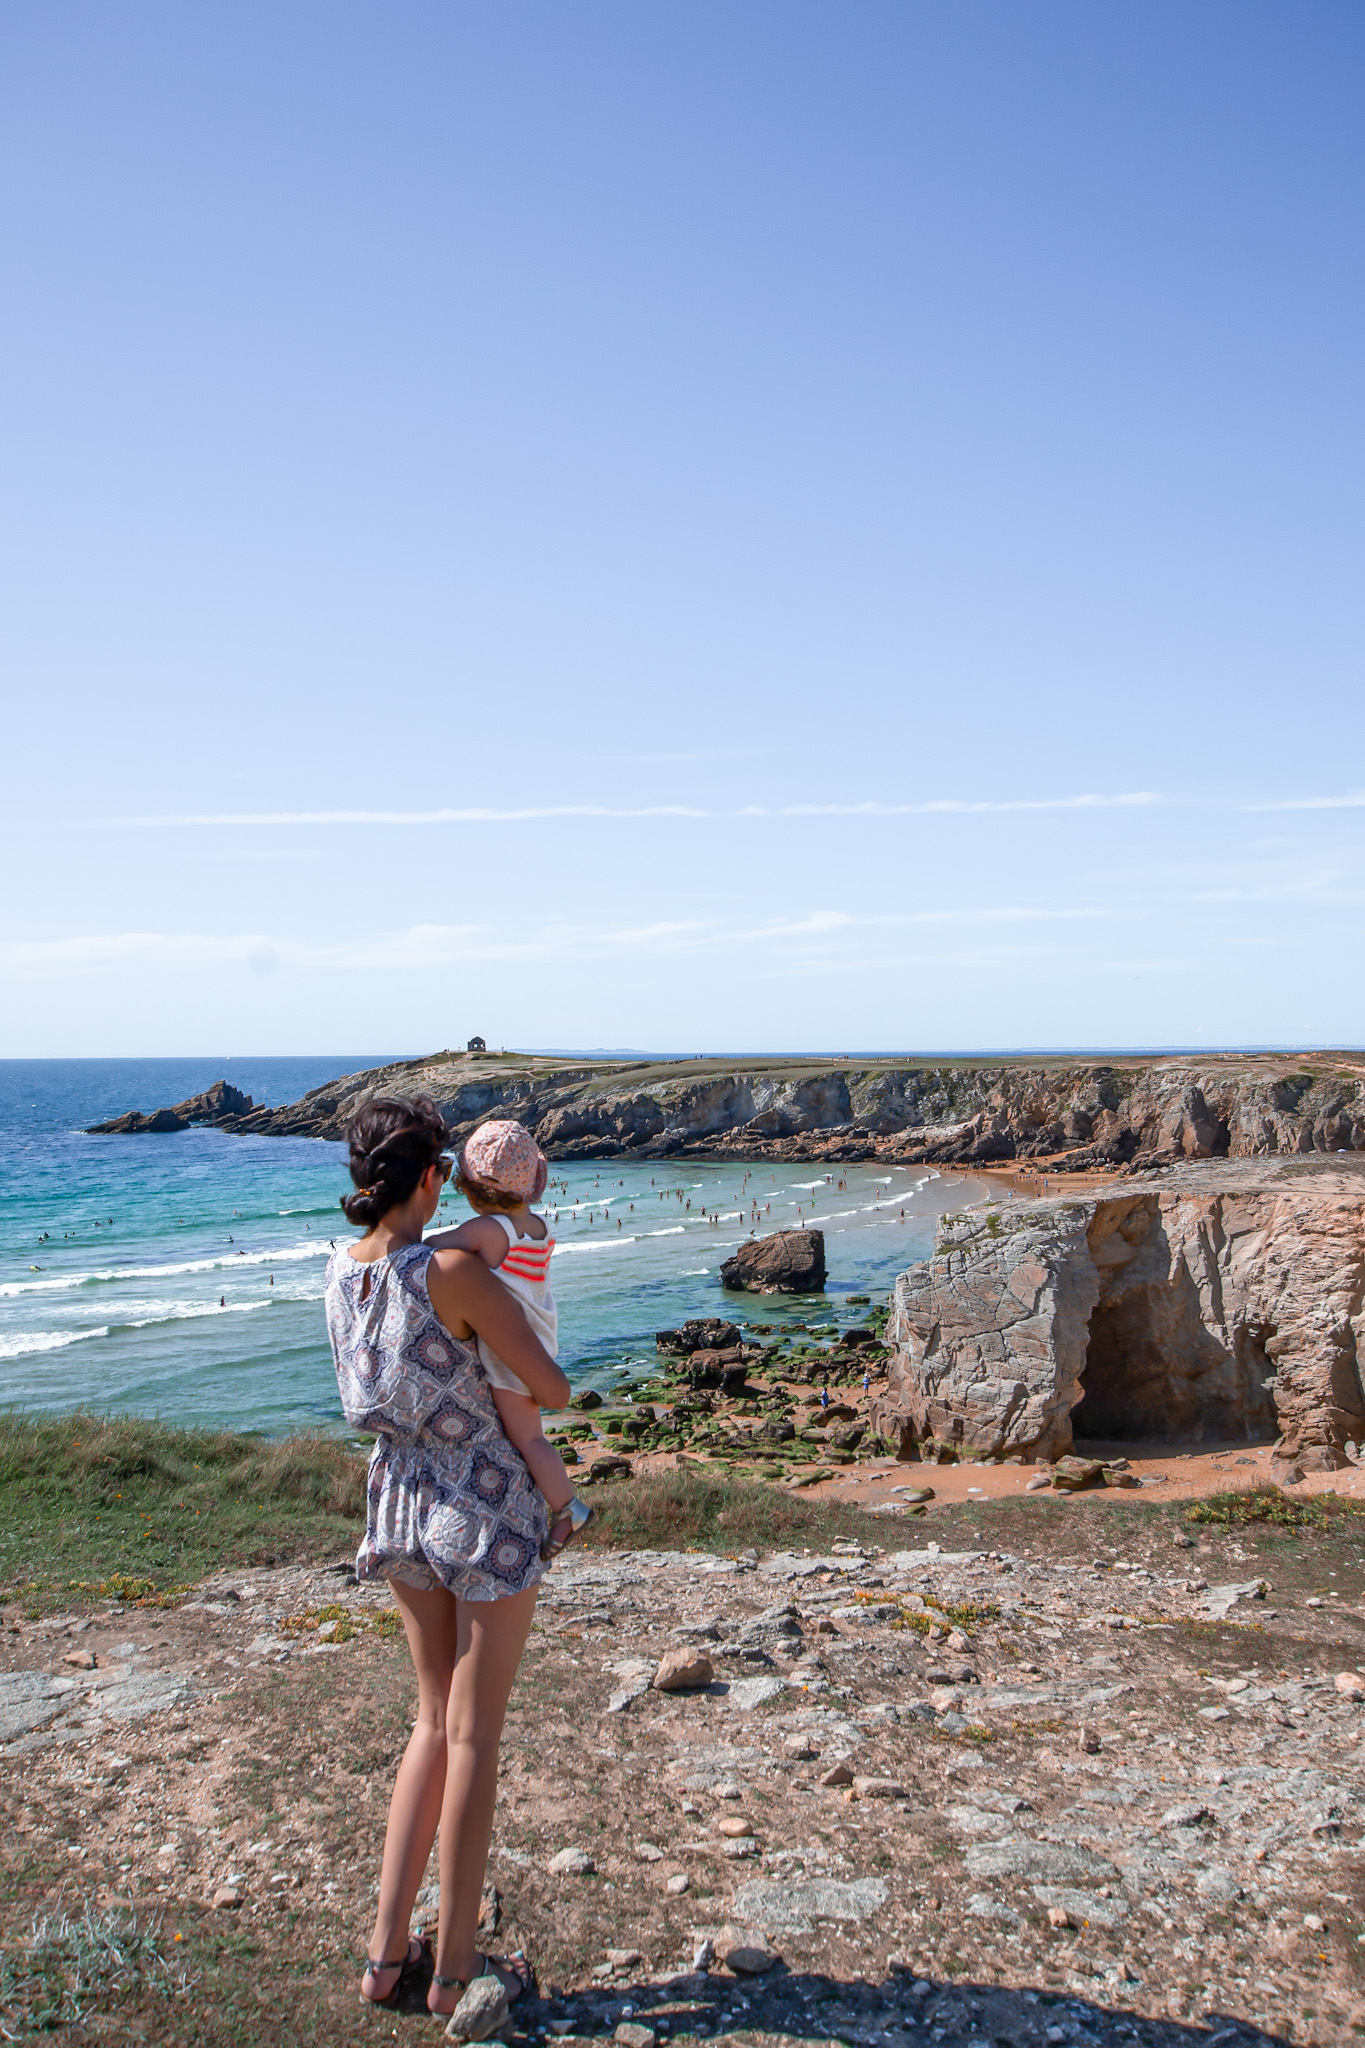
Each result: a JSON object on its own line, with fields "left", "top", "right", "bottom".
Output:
{"left": 1072, "top": 1292, "right": 1280, "bottom": 1445}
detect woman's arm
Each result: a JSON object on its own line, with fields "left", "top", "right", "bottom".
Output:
{"left": 426, "top": 1249, "right": 571, "bottom": 1409}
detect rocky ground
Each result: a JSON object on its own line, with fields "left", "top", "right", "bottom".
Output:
{"left": 4, "top": 1496, "right": 1365, "bottom": 2046}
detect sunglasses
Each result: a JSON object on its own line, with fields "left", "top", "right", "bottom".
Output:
{"left": 434, "top": 1156, "right": 454, "bottom": 1184}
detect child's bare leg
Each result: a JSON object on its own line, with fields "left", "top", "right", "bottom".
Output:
{"left": 490, "top": 1388, "right": 574, "bottom": 1512}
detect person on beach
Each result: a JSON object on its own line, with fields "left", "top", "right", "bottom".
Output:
{"left": 425, "top": 1119, "right": 590, "bottom": 1561}
{"left": 324, "top": 1094, "right": 571, "bottom": 2018}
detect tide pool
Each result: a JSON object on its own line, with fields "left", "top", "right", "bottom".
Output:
{"left": 0, "top": 1059, "right": 987, "bottom": 1433}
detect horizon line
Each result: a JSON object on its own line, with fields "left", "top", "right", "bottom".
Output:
{"left": 4, "top": 1042, "right": 1362, "bottom": 1064}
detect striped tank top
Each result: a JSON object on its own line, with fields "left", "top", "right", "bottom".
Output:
{"left": 475, "top": 1212, "right": 557, "bottom": 1394}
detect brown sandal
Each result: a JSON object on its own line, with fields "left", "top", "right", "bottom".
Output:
{"left": 360, "top": 1933, "right": 426, "bottom": 2007}
{"left": 429, "top": 1951, "right": 533, "bottom": 2016}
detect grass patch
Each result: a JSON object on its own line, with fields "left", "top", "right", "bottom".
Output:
{"left": 278, "top": 1600, "right": 404, "bottom": 1644}
{"left": 0, "top": 1895, "right": 192, "bottom": 2032}
{"left": 12, "top": 1412, "right": 1365, "bottom": 1625}
{"left": 66, "top": 1571, "right": 193, "bottom": 1609}
{"left": 0, "top": 1420, "right": 910, "bottom": 1615}
{"left": 888, "top": 1595, "right": 1002, "bottom": 1634}
{"left": 0, "top": 1412, "right": 367, "bottom": 1615}
{"left": 1185, "top": 1485, "right": 1351, "bottom": 1531}
{"left": 575, "top": 1466, "right": 907, "bottom": 1552}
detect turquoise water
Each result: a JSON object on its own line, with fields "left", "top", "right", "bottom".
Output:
{"left": 0, "top": 1060, "right": 986, "bottom": 1433}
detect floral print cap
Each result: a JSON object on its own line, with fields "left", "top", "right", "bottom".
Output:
{"left": 459, "top": 1119, "right": 549, "bottom": 1202}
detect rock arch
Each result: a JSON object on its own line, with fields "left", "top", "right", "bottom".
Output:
{"left": 868, "top": 1161, "right": 1365, "bottom": 1476}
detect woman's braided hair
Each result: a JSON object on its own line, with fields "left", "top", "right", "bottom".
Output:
{"left": 340, "top": 1093, "right": 450, "bottom": 1228}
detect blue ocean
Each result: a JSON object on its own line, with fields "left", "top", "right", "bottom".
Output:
{"left": 0, "top": 1060, "right": 985, "bottom": 1434}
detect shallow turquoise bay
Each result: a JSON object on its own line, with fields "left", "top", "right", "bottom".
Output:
{"left": 0, "top": 1060, "right": 986, "bottom": 1433}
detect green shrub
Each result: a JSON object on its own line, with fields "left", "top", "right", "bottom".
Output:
{"left": 1185, "top": 1486, "right": 1344, "bottom": 1531}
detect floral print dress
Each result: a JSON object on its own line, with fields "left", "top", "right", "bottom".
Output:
{"left": 324, "top": 1240, "right": 548, "bottom": 1600}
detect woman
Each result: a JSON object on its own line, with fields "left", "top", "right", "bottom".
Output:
{"left": 324, "top": 1094, "right": 570, "bottom": 2017}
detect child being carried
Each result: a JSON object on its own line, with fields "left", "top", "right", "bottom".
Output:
{"left": 428, "top": 1119, "right": 590, "bottom": 1561}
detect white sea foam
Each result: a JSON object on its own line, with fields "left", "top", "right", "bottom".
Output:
{"left": 0, "top": 1327, "right": 111, "bottom": 1360}
{"left": 553, "top": 1236, "right": 639, "bottom": 1256}
{"left": 117, "top": 1298, "right": 278, "bottom": 1329}
{"left": 647, "top": 1227, "right": 686, "bottom": 1237}
{"left": 0, "top": 1238, "right": 332, "bottom": 1299}
{"left": 0, "top": 1289, "right": 322, "bottom": 1357}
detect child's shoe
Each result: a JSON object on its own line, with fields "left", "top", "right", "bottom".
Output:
{"left": 540, "top": 1496, "right": 593, "bottom": 1561}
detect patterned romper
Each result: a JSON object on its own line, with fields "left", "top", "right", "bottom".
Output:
{"left": 324, "top": 1240, "right": 548, "bottom": 1600}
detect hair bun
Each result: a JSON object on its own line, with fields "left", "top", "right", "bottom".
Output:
{"left": 341, "top": 1093, "right": 449, "bottom": 1229}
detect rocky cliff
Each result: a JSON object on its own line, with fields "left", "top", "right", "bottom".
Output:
{"left": 868, "top": 1157, "right": 1365, "bottom": 1477}
{"left": 86, "top": 1047, "right": 1365, "bottom": 1167}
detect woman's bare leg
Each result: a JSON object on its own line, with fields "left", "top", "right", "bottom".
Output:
{"left": 364, "top": 1578, "right": 459, "bottom": 1997}
{"left": 430, "top": 1583, "right": 539, "bottom": 2010}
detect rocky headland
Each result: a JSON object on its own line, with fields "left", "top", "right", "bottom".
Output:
{"left": 869, "top": 1157, "right": 1365, "bottom": 1480}
{"left": 85, "top": 1047, "right": 1365, "bottom": 1170}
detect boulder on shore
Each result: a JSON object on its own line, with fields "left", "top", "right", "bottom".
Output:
{"left": 656, "top": 1319, "right": 743, "bottom": 1355}
{"left": 721, "top": 1230, "right": 826, "bottom": 1295}
{"left": 684, "top": 1348, "right": 750, "bottom": 1391}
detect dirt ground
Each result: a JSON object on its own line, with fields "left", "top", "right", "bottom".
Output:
{"left": 794, "top": 1441, "right": 1365, "bottom": 1513}
{"left": 4, "top": 1491, "right": 1365, "bottom": 2047}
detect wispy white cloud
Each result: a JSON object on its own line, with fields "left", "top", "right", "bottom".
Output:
{"left": 0, "top": 903, "right": 1110, "bottom": 981}
{"left": 733, "top": 905, "right": 1105, "bottom": 943}
{"left": 750, "top": 911, "right": 857, "bottom": 938}
{"left": 99, "top": 792, "right": 1161, "bottom": 828}
{"left": 1240, "top": 792, "right": 1365, "bottom": 813}
{"left": 0, "top": 932, "right": 297, "bottom": 971}
{"left": 736, "top": 794, "right": 1159, "bottom": 818}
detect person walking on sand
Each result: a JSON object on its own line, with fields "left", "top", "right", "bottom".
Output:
{"left": 324, "top": 1094, "right": 570, "bottom": 2019}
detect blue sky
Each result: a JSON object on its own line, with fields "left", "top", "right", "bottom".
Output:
{"left": 2, "top": 2, "right": 1361, "bottom": 1057}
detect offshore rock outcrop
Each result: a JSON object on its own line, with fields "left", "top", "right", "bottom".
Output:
{"left": 868, "top": 1157, "right": 1365, "bottom": 1477}
{"left": 86, "top": 1080, "right": 257, "bottom": 1135}
{"left": 85, "top": 1048, "right": 1365, "bottom": 1166}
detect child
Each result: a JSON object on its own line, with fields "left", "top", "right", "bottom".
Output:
{"left": 427, "top": 1119, "right": 591, "bottom": 1561}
